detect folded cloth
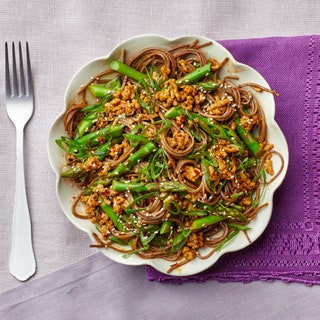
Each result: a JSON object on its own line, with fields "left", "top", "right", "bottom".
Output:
{"left": 146, "top": 35, "right": 320, "bottom": 284}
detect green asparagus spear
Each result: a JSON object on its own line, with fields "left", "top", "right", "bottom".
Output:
{"left": 76, "top": 124, "right": 124, "bottom": 146}
{"left": 109, "top": 60, "right": 147, "bottom": 83}
{"left": 109, "top": 141, "right": 156, "bottom": 177}
{"left": 99, "top": 197, "right": 124, "bottom": 231}
{"left": 165, "top": 107, "right": 244, "bottom": 153}
{"left": 190, "top": 215, "right": 227, "bottom": 230}
{"left": 112, "top": 180, "right": 189, "bottom": 193}
{"left": 234, "top": 117, "right": 261, "bottom": 156}
{"left": 176, "top": 63, "right": 212, "bottom": 86}
{"left": 88, "top": 77, "right": 121, "bottom": 98}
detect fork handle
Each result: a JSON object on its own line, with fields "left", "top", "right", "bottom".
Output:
{"left": 9, "top": 128, "right": 36, "bottom": 281}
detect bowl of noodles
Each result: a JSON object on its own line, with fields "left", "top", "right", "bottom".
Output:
{"left": 48, "top": 35, "right": 288, "bottom": 276}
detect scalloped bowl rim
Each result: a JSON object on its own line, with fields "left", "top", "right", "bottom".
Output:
{"left": 47, "top": 34, "right": 289, "bottom": 276}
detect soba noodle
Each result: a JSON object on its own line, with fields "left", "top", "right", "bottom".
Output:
{"left": 56, "top": 40, "right": 284, "bottom": 272}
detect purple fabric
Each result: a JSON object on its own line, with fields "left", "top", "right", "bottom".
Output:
{"left": 146, "top": 35, "right": 320, "bottom": 284}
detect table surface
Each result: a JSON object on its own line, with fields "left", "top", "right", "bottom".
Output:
{"left": 1, "top": 1, "right": 320, "bottom": 319}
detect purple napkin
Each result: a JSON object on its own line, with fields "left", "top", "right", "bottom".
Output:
{"left": 146, "top": 35, "right": 320, "bottom": 285}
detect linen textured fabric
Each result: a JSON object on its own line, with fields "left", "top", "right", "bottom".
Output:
{"left": 1, "top": 34, "right": 320, "bottom": 320}
{"left": 146, "top": 35, "right": 320, "bottom": 284}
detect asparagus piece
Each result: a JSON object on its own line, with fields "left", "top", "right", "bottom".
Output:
{"left": 109, "top": 60, "right": 147, "bottom": 83}
{"left": 165, "top": 107, "right": 244, "bottom": 153}
{"left": 76, "top": 124, "right": 124, "bottom": 146}
{"left": 234, "top": 117, "right": 261, "bottom": 156}
{"left": 196, "top": 81, "right": 219, "bottom": 91}
{"left": 112, "top": 180, "right": 189, "bottom": 193}
{"left": 190, "top": 215, "right": 227, "bottom": 230}
{"left": 176, "top": 63, "right": 211, "bottom": 86}
{"left": 99, "top": 197, "right": 124, "bottom": 231}
{"left": 83, "top": 142, "right": 157, "bottom": 195}
{"left": 88, "top": 77, "right": 121, "bottom": 98}
{"left": 109, "top": 141, "right": 156, "bottom": 177}
{"left": 76, "top": 111, "right": 102, "bottom": 139}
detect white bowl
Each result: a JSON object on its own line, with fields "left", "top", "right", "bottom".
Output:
{"left": 47, "top": 35, "right": 289, "bottom": 276}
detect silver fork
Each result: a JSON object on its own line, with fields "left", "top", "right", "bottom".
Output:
{"left": 5, "top": 42, "right": 36, "bottom": 281}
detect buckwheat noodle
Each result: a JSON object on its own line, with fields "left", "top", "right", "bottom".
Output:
{"left": 59, "top": 39, "right": 284, "bottom": 273}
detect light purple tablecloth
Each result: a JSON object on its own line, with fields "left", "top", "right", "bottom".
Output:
{"left": 1, "top": 252, "right": 319, "bottom": 320}
{"left": 2, "top": 1, "right": 320, "bottom": 319}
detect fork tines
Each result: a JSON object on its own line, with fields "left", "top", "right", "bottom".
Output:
{"left": 5, "top": 42, "right": 33, "bottom": 98}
